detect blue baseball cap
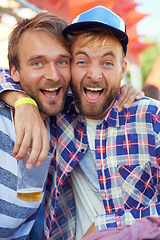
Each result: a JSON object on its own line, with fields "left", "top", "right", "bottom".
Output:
{"left": 63, "top": 6, "right": 128, "bottom": 55}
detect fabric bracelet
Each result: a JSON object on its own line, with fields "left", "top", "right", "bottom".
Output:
{"left": 14, "top": 98, "right": 38, "bottom": 109}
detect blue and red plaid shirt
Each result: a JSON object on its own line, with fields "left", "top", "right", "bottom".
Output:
{"left": 1, "top": 68, "right": 160, "bottom": 240}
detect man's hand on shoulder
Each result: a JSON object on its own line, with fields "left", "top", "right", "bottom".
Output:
{"left": 116, "top": 84, "right": 144, "bottom": 112}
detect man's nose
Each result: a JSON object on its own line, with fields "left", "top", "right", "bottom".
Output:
{"left": 87, "top": 65, "right": 102, "bottom": 81}
{"left": 44, "top": 63, "right": 59, "bottom": 82}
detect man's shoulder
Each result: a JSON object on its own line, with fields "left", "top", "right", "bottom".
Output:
{"left": 130, "top": 97, "right": 160, "bottom": 110}
{"left": 118, "top": 97, "right": 160, "bottom": 121}
{"left": 115, "top": 97, "right": 160, "bottom": 128}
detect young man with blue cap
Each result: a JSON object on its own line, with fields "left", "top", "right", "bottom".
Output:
{"left": 0, "top": 6, "right": 158, "bottom": 240}
{"left": 45, "top": 5, "right": 160, "bottom": 239}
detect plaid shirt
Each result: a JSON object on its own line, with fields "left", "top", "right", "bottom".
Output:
{"left": 1, "top": 68, "right": 160, "bottom": 240}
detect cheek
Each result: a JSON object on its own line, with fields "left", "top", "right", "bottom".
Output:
{"left": 71, "top": 66, "right": 85, "bottom": 84}
{"left": 71, "top": 62, "right": 76, "bottom": 75}
{"left": 106, "top": 69, "right": 121, "bottom": 83}
{"left": 22, "top": 69, "right": 42, "bottom": 81}
{"left": 61, "top": 69, "right": 71, "bottom": 84}
{"left": 20, "top": 75, "right": 40, "bottom": 91}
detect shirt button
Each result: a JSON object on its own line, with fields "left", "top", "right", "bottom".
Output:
{"left": 81, "top": 149, "right": 85, "bottom": 152}
{"left": 57, "top": 192, "right": 60, "bottom": 197}
{"left": 67, "top": 172, "right": 71, "bottom": 176}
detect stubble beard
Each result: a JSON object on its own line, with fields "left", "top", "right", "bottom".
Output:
{"left": 37, "top": 94, "right": 66, "bottom": 116}
{"left": 20, "top": 80, "right": 67, "bottom": 117}
{"left": 71, "top": 83, "right": 120, "bottom": 118}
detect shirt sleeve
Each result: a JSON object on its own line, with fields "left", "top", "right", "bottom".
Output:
{"left": 0, "top": 67, "right": 24, "bottom": 93}
{"left": 95, "top": 202, "right": 160, "bottom": 230}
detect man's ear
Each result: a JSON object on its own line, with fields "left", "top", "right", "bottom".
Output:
{"left": 10, "top": 65, "right": 20, "bottom": 83}
{"left": 121, "top": 60, "right": 127, "bottom": 81}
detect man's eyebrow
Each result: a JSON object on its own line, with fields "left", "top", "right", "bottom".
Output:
{"left": 74, "top": 50, "right": 116, "bottom": 58}
{"left": 60, "top": 53, "right": 71, "bottom": 59}
{"left": 28, "top": 55, "right": 43, "bottom": 62}
{"left": 74, "top": 51, "right": 88, "bottom": 57}
{"left": 27, "top": 53, "right": 71, "bottom": 62}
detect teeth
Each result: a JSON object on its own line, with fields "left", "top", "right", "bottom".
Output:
{"left": 85, "top": 87, "right": 102, "bottom": 91}
{"left": 43, "top": 88, "right": 59, "bottom": 91}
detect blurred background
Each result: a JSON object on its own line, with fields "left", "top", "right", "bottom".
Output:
{"left": 0, "top": 0, "right": 160, "bottom": 94}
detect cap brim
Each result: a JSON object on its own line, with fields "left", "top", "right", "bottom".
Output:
{"left": 63, "top": 21, "right": 128, "bottom": 45}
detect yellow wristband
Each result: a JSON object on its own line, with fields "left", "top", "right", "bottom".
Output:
{"left": 14, "top": 98, "right": 38, "bottom": 109}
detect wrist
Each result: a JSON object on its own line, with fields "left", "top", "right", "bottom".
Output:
{"left": 0, "top": 91, "right": 31, "bottom": 108}
{"left": 15, "top": 97, "right": 38, "bottom": 109}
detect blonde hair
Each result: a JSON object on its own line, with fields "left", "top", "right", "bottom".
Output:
{"left": 67, "top": 27, "right": 125, "bottom": 58}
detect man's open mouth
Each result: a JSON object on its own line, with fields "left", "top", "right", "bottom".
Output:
{"left": 84, "top": 87, "right": 104, "bottom": 102}
{"left": 40, "top": 87, "right": 61, "bottom": 98}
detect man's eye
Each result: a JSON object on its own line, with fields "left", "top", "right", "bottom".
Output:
{"left": 77, "top": 60, "right": 86, "bottom": 65}
{"left": 33, "top": 62, "right": 42, "bottom": 67}
{"left": 58, "top": 60, "right": 68, "bottom": 65}
{"left": 104, "top": 61, "right": 112, "bottom": 66}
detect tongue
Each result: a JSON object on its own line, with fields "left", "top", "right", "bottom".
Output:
{"left": 42, "top": 90, "right": 57, "bottom": 98}
{"left": 86, "top": 90, "right": 101, "bottom": 100}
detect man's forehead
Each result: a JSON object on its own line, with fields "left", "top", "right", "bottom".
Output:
{"left": 19, "top": 30, "right": 69, "bottom": 50}
{"left": 71, "top": 34, "right": 122, "bottom": 53}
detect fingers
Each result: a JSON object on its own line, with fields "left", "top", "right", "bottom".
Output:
{"left": 13, "top": 104, "right": 50, "bottom": 169}
{"left": 12, "top": 126, "right": 26, "bottom": 158}
{"left": 116, "top": 84, "right": 144, "bottom": 112}
{"left": 116, "top": 84, "right": 128, "bottom": 111}
{"left": 136, "top": 90, "right": 145, "bottom": 99}
{"left": 26, "top": 128, "right": 50, "bottom": 169}
{"left": 16, "top": 128, "right": 42, "bottom": 168}
{"left": 35, "top": 128, "right": 50, "bottom": 166}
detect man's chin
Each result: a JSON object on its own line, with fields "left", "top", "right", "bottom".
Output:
{"left": 39, "top": 107, "right": 62, "bottom": 117}
{"left": 80, "top": 107, "right": 105, "bottom": 119}
{"left": 78, "top": 100, "right": 114, "bottom": 119}
{"left": 39, "top": 100, "right": 65, "bottom": 116}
